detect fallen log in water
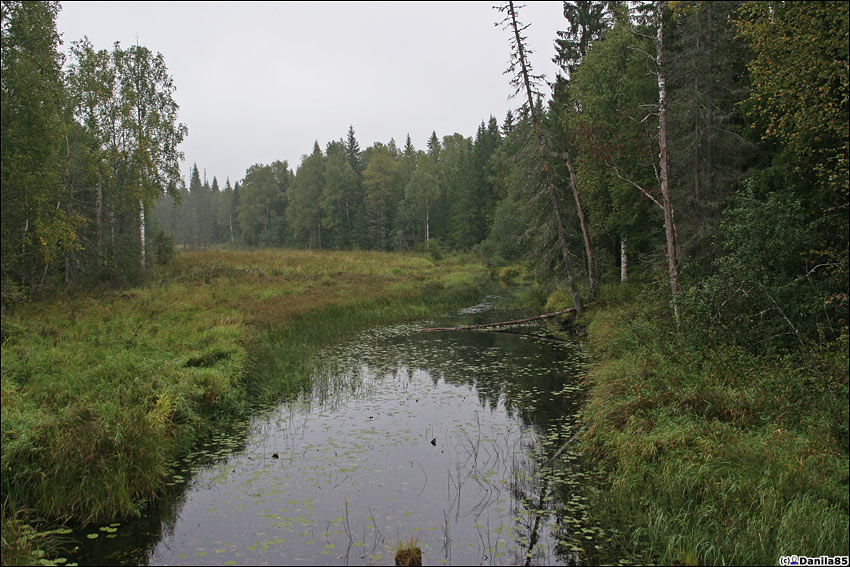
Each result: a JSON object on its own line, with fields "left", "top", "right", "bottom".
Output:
{"left": 416, "top": 307, "right": 576, "bottom": 332}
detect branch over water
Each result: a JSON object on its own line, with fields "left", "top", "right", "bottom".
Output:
{"left": 416, "top": 308, "right": 576, "bottom": 333}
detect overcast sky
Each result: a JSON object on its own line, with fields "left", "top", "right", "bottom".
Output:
{"left": 57, "top": 1, "right": 565, "bottom": 186}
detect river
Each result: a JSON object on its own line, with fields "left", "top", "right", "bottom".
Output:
{"left": 68, "top": 292, "right": 593, "bottom": 566}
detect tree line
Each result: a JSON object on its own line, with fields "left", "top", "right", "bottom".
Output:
{"left": 3, "top": 0, "right": 848, "bottom": 352}
{"left": 155, "top": 121, "right": 503, "bottom": 254}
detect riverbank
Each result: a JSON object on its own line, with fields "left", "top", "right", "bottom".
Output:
{"left": 578, "top": 284, "right": 849, "bottom": 565}
{"left": 0, "top": 249, "right": 488, "bottom": 564}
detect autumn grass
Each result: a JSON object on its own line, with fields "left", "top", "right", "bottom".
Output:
{"left": 1, "top": 248, "right": 487, "bottom": 562}
{"left": 578, "top": 283, "right": 849, "bottom": 565}
{"left": 392, "top": 536, "right": 423, "bottom": 566}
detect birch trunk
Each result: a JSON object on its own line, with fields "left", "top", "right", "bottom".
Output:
{"left": 425, "top": 193, "right": 430, "bottom": 248}
{"left": 96, "top": 177, "right": 103, "bottom": 266}
{"left": 656, "top": 0, "right": 680, "bottom": 315}
{"left": 111, "top": 205, "right": 117, "bottom": 266}
{"left": 621, "top": 237, "right": 628, "bottom": 282}
{"left": 138, "top": 198, "right": 146, "bottom": 270}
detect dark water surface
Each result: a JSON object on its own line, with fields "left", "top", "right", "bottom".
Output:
{"left": 70, "top": 294, "right": 592, "bottom": 566}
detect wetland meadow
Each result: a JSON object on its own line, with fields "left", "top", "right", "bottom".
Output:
{"left": 2, "top": 249, "right": 605, "bottom": 565}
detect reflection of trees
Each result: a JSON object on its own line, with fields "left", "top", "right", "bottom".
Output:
{"left": 393, "top": 328, "right": 582, "bottom": 432}
{"left": 386, "top": 326, "right": 584, "bottom": 565}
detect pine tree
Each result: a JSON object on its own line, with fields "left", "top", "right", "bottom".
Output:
{"left": 344, "top": 125, "right": 363, "bottom": 175}
{"left": 427, "top": 131, "right": 441, "bottom": 162}
{"left": 502, "top": 110, "right": 515, "bottom": 136}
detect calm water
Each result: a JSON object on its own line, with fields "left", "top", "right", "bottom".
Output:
{"left": 69, "top": 294, "right": 591, "bottom": 566}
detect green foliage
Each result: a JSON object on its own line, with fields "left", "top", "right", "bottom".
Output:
{"left": 544, "top": 289, "right": 573, "bottom": 312}
{"left": 734, "top": 1, "right": 849, "bottom": 212}
{"left": 565, "top": 21, "right": 661, "bottom": 283}
{"left": 427, "top": 237, "right": 445, "bottom": 263}
{"left": 288, "top": 144, "right": 325, "bottom": 247}
{"left": 362, "top": 143, "right": 401, "bottom": 250}
{"left": 481, "top": 117, "right": 538, "bottom": 265}
{"left": 2, "top": 6, "right": 186, "bottom": 300}
{"left": 151, "top": 230, "right": 175, "bottom": 266}
{"left": 665, "top": 1, "right": 755, "bottom": 269}
{"left": 321, "top": 140, "right": 360, "bottom": 249}
{"left": 554, "top": 1, "right": 617, "bottom": 77}
{"left": 1, "top": 1, "right": 80, "bottom": 299}
{"left": 680, "top": 187, "right": 843, "bottom": 353}
{"left": 238, "top": 161, "right": 292, "bottom": 247}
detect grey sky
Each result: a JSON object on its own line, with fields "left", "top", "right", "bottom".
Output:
{"left": 57, "top": 1, "right": 565, "bottom": 186}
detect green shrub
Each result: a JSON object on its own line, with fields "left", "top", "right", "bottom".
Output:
{"left": 151, "top": 230, "right": 176, "bottom": 266}
{"left": 427, "top": 238, "right": 444, "bottom": 262}
{"left": 680, "top": 187, "right": 846, "bottom": 354}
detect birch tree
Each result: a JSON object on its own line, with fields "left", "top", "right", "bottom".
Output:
{"left": 116, "top": 43, "right": 186, "bottom": 270}
{"left": 652, "top": 1, "right": 681, "bottom": 306}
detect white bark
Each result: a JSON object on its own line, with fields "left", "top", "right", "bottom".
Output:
{"left": 621, "top": 237, "right": 628, "bottom": 282}
{"left": 656, "top": 0, "right": 680, "bottom": 316}
{"left": 139, "top": 198, "right": 146, "bottom": 269}
{"left": 96, "top": 177, "right": 103, "bottom": 265}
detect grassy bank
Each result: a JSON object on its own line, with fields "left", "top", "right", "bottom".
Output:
{"left": 1, "top": 249, "right": 487, "bottom": 563}
{"left": 578, "top": 284, "right": 849, "bottom": 565}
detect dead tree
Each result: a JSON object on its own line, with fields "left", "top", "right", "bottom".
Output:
{"left": 497, "top": 1, "right": 584, "bottom": 317}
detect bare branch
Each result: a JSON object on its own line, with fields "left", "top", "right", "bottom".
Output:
{"left": 607, "top": 161, "right": 664, "bottom": 210}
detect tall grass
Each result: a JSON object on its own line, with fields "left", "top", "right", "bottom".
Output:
{"left": 579, "top": 285, "right": 849, "bottom": 565}
{"left": 1, "top": 248, "right": 487, "bottom": 562}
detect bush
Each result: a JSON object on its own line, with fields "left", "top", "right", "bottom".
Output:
{"left": 680, "top": 187, "right": 845, "bottom": 353}
{"left": 427, "top": 238, "right": 444, "bottom": 262}
{"left": 151, "top": 230, "right": 176, "bottom": 266}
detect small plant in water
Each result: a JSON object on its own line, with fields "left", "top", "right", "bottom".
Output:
{"left": 393, "top": 536, "right": 422, "bottom": 566}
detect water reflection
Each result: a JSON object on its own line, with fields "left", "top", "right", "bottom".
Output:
{"left": 71, "top": 295, "right": 590, "bottom": 566}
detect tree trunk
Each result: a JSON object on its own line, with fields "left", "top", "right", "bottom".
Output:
{"left": 96, "top": 176, "right": 103, "bottom": 266}
{"left": 564, "top": 152, "right": 597, "bottom": 298}
{"left": 417, "top": 307, "right": 576, "bottom": 332}
{"left": 111, "top": 204, "right": 117, "bottom": 266}
{"left": 656, "top": 0, "right": 681, "bottom": 317}
{"left": 64, "top": 130, "right": 73, "bottom": 286}
{"left": 425, "top": 194, "right": 430, "bottom": 249}
{"left": 621, "top": 237, "right": 628, "bottom": 282}
{"left": 138, "top": 198, "right": 146, "bottom": 270}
